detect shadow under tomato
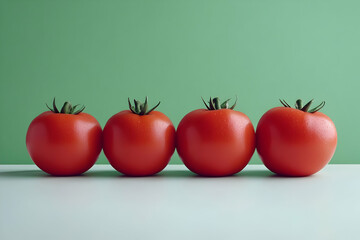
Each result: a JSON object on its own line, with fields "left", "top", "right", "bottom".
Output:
{"left": 159, "top": 169, "right": 275, "bottom": 178}
{"left": 236, "top": 169, "right": 274, "bottom": 178}
{"left": 83, "top": 170, "right": 122, "bottom": 178}
{"left": 82, "top": 169, "right": 197, "bottom": 178}
{"left": 0, "top": 168, "right": 313, "bottom": 179}
{"left": 268, "top": 173, "right": 318, "bottom": 179}
{"left": 0, "top": 169, "right": 100, "bottom": 178}
{"left": 0, "top": 169, "right": 194, "bottom": 178}
{"left": 0, "top": 170, "right": 60, "bottom": 178}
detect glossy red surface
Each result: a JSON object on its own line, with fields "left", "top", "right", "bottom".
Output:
{"left": 256, "top": 107, "right": 337, "bottom": 176}
{"left": 176, "top": 109, "right": 255, "bottom": 176}
{"left": 26, "top": 112, "right": 102, "bottom": 176}
{"left": 103, "top": 110, "right": 175, "bottom": 176}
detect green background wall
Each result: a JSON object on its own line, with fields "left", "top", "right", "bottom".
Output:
{"left": 0, "top": 0, "right": 358, "bottom": 164}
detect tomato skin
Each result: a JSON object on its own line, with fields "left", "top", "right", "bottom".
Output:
{"left": 176, "top": 109, "right": 255, "bottom": 177}
{"left": 256, "top": 107, "right": 337, "bottom": 176}
{"left": 103, "top": 110, "right": 175, "bottom": 176}
{"left": 26, "top": 111, "right": 102, "bottom": 176}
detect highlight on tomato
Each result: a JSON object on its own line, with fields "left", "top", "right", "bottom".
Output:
{"left": 103, "top": 97, "right": 176, "bottom": 176}
{"left": 256, "top": 99, "right": 337, "bottom": 177}
{"left": 176, "top": 97, "right": 256, "bottom": 177}
{"left": 26, "top": 98, "right": 102, "bottom": 176}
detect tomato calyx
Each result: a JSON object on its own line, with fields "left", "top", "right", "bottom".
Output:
{"left": 128, "top": 97, "right": 161, "bottom": 115}
{"left": 46, "top": 98, "right": 86, "bottom": 115}
{"left": 279, "top": 99, "right": 325, "bottom": 113}
{"left": 201, "top": 96, "right": 237, "bottom": 110}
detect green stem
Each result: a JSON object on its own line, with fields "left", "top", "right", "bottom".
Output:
{"left": 46, "top": 98, "right": 85, "bottom": 115}
{"left": 202, "top": 96, "right": 237, "bottom": 110}
{"left": 128, "top": 97, "right": 160, "bottom": 115}
{"left": 280, "top": 99, "right": 325, "bottom": 113}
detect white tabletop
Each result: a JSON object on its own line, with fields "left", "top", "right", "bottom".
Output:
{"left": 0, "top": 164, "right": 359, "bottom": 240}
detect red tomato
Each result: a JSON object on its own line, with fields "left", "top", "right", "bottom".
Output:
{"left": 26, "top": 100, "right": 102, "bottom": 176}
{"left": 176, "top": 97, "right": 256, "bottom": 176}
{"left": 103, "top": 98, "right": 175, "bottom": 176}
{"left": 256, "top": 99, "right": 337, "bottom": 176}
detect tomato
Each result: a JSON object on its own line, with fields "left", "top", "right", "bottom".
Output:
{"left": 256, "top": 99, "right": 337, "bottom": 176}
{"left": 103, "top": 97, "right": 175, "bottom": 176}
{"left": 176, "top": 97, "right": 255, "bottom": 176}
{"left": 26, "top": 99, "right": 102, "bottom": 176}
